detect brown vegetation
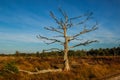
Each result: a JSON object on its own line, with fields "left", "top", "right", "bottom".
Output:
{"left": 0, "top": 56, "right": 120, "bottom": 80}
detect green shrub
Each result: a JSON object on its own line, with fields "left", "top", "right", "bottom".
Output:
{"left": 3, "top": 62, "right": 19, "bottom": 73}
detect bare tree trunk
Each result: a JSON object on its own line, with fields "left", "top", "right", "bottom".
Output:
{"left": 63, "top": 27, "right": 70, "bottom": 71}
{"left": 63, "top": 48, "right": 70, "bottom": 71}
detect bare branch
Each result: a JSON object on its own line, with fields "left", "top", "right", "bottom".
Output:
{"left": 68, "top": 12, "right": 93, "bottom": 21}
{"left": 44, "top": 26, "right": 63, "bottom": 34}
{"left": 69, "top": 37, "right": 83, "bottom": 42}
{"left": 76, "top": 14, "right": 92, "bottom": 25}
{"left": 67, "top": 12, "right": 93, "bottom": 28}
{"left": 72, "top": 23, "right": 98, "bottom": 38}
{"left": 45, "top": 41, "right": 63, "bottom": 45}
{"left": 58, "top": 8, "right": 68, "bottom": 23}
{"left": 37, "top": 35, "right": 63, "bottom": 45}
{"left": 50, "top": 11, "right": 63, "bottom": 27}
{"left": 70, "top": 40, "right": 98, "bottom": 48}
{"left": 69, "top": 15, "right": 83, "bottom": 21}
{"left": 57, "top": 26, "right": 63, "bottom": 29}
{"left": 19, "top": 69, "right": 62, "bottom": 74}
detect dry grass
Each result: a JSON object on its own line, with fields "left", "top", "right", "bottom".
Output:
{"left": 0, "top": 56, "right": 120, "bottom": 80}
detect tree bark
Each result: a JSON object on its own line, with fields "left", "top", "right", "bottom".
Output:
{"left": 63, "top": 48, "right": 70, "bottom": 71}
{"left": 63, "top": 27, "right": 70, "bottom": 71}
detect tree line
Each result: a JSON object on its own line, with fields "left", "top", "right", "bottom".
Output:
{"left": 0, "top": 46, "right": 120, "bottom": 57}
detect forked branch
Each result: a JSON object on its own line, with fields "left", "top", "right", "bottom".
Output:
{"left": 50, "top": 11, "right": 63, "bottom": 27}
{"left": 71, "top": 23, "right": 98, "bottom": 39}
{"left": 58, "top": 8, "right": 68, "bottom": 23}
{"left": 44, "top": 26, "right": 63, "bottom": 34}
{"left": 67, "top": 12, "right": 93, "bottom": 28}
{"left": 69, "top": 12, "right": 93, "bottom": 21}
{"left": 37, "top": 35, "right": 63, "bottom": 45}
{"left": 70, "top": 40, "right": 98, "bottom": 48}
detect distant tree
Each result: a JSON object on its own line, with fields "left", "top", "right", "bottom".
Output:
{"left": 88, "top": 48, "right": 96, "bottom": 56}
{"left": 36, "top": 51, "right": 40, "bottom": 57}
{"left": 15, "top": 51, "right": 20, "bottom": 57}
{"left": 75, "top": 50, "right": 87, "bottom": 57}
{"left": 112, "top": 47, "right": 116, "bottom": 56}
{"left": 116, "top": 47, "right": 120, "bottom": 55}
{"left": 98, "top": 48, "right": 103, "bottom": 56}
{"left": 37, "top": 8, "right": 98, "bottom": 71}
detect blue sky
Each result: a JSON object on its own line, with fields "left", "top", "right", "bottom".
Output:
{"left": 0, "top": 0, "right": 120, "bottom": 53}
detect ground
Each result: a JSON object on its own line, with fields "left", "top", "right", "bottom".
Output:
{"left": 0, "top": 56, "right": 120, "bottom": 80}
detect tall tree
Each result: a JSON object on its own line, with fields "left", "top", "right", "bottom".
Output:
{"left": 37, "top": 8, "right": 98, "bottom": 71}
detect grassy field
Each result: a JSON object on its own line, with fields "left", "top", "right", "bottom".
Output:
{"left": 0, "top": 56, "right": 120, "bottom": 80}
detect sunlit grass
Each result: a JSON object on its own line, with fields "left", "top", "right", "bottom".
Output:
{"left": 0, "top": 56, "right": 120, "bottom": 80}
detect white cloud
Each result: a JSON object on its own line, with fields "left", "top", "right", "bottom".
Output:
{"left": 89, "top": 25, "right": 118, "bottom": 43}
{"left": 68, "top": 23, "right": 119, "bottom": 44}
{"left": 0, "top": 32, "right": 41, "bottom": 43}
{"left": 0, "top": 9, "right": 119, "bottom": 45}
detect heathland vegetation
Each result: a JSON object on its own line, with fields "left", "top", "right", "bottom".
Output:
{"left": 0, "top": 47, "right": 120, "bottom": 80}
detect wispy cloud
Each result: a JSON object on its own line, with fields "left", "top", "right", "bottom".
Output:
{"left": 89, "top": 25, "right": 119, "bottom": 44}
{"left": 0, "top": 32, "right": 41, "bottom": 43}
{"left": 69, "top": 23, "right": 119, "bottom": 44}
{"left": 0, "top": 10, "right": 55, "bottom": 43}
{"left": 0, "top": 10, "right": 119, "bottom": 45}
{"left": 0, "top": 11, "right": 46, "bottom": 27}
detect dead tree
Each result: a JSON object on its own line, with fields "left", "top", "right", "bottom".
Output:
{"left": 37, "top": 8, "right": 98, "bottom": 71}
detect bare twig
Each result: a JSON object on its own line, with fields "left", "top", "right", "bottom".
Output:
{"left": 69, "top": 15, "right": 83, "bottom": 21}
{"left": 50, "top": 11, "right": 63, "bottom": 27}
{"left": 58, "top": 8, "right": 68, "bottom": 23}
{"left": 67, "top": 12, "right": 93, "bottom": 28}
{"left": 70, "top": 40, "right": 98, "bottom": 48}
{"left": 44, "top": 26, "right": 63, "bottom": 34}
{"left": 69, "top": 37, "right": 83, "bottom": 42}
{"left": 71, "top": 23, "right": 98, "bottom": 39}
{"left": 37, "top": 35, "right": 63, "bottom": 45}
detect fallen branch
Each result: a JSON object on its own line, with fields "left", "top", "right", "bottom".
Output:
{"left": 4, "top": 69, "right": 15, "bottom": 74}
{"left": 19, "top": 69, "right": 62, "bottom": 74}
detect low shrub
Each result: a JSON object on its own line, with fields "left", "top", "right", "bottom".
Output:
{"left": 3, "top": 61, "right": 19, "bottom": 74}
